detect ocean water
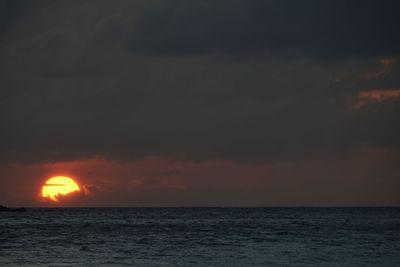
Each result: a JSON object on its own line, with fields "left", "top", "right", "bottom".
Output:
{"left": 1, "top": 208, "right": 400, "bottom": 266}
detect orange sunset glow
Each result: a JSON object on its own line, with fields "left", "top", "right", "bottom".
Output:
{"left": 42, "top": 176, "right": 80, "bottom": 201}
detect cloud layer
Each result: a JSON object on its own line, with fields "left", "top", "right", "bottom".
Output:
{"left": 1, "top": 1, "right": 400, "bottom": 164}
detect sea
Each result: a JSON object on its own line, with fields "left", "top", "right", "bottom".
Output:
{"left": 1, "top": 208, "right": 400, "bottom": 266}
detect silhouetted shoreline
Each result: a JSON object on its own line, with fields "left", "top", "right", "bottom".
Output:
{"left": 0, "top": 205, "right": 26, "bottom": 212}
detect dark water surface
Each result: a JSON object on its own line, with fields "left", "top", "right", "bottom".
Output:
{"left": 1, "top": 208, "right": 400, "bottom": 266}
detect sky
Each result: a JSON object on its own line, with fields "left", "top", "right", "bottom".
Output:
{"left": 1, "top": 0, "right": 400, "bottom": 207}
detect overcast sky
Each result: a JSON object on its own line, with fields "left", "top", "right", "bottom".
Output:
{"left": 1, "top": 0, "right": 399, "bottom": 207}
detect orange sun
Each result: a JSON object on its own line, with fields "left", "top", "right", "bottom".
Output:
{"left": 42, "top": 176, "right": 80, "bottom": 201}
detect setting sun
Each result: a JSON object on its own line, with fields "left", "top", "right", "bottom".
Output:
{"left": 42, "top": 176, "right": 80, "bottom": 201}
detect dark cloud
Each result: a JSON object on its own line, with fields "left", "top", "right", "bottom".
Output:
{"left": 130, "top": 0, "right": 400, "bottom": 59}
{"left": 0, "top": 0, "right": 400, "bottom": 164}
{"left": 0, "top": 1, "right": 40, "bottom": 36}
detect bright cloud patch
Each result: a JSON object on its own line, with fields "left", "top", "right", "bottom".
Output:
{"left": 352, "top": 89, "right": 400, "bottom": 110}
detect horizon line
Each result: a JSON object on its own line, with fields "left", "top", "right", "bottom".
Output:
{"left": 8, "top": 205, "right": 400, "bottom": 209}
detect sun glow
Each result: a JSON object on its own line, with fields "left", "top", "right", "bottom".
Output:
{"left": 42, "top": 176, "right": 80, "bottom": 201}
